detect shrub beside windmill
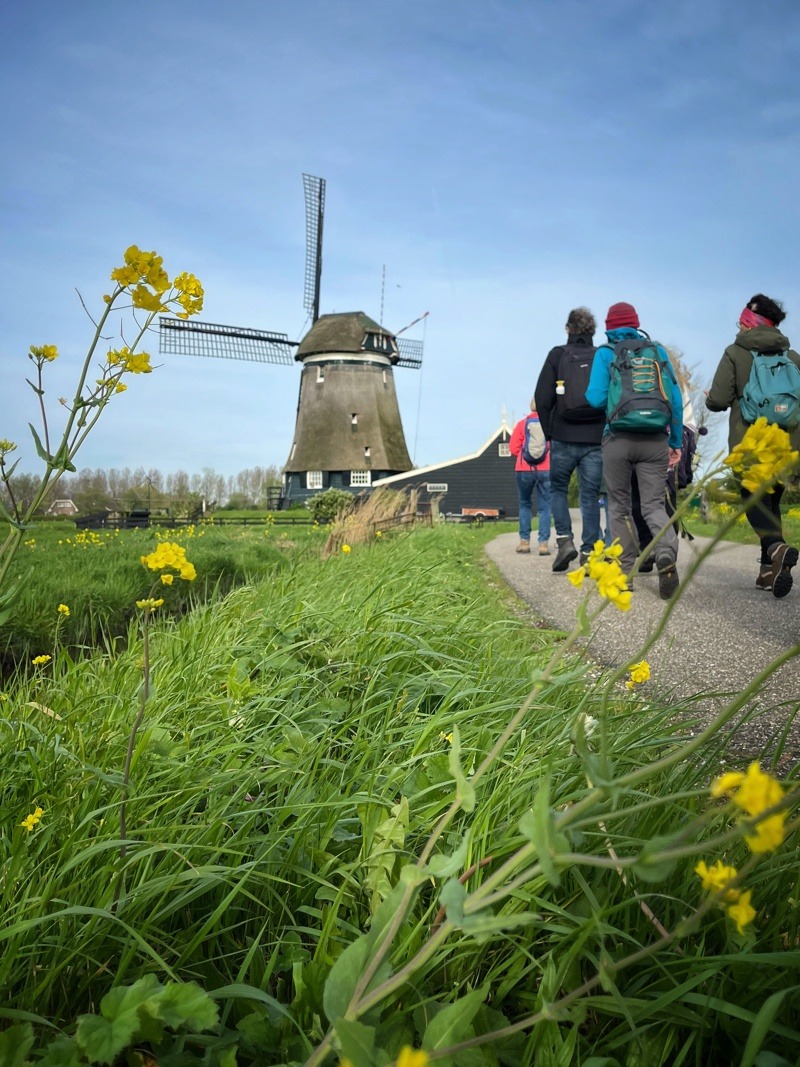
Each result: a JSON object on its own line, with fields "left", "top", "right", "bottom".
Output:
{"left": 158, "top": 174, "right": 425, "bottom": 506}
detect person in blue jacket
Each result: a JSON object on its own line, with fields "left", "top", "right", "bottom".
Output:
{"left": 585, "top": 302, "right": 683, "bottom": 600}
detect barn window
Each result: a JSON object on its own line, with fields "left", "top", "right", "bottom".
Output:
{"left": 498, "top": 443, "right": 511, "bottom": 457}
{"left": 364, "top": 446, "right": 371, "bottom": 459}
{"left": 316, "top": 366, "right": 325, "bottom": 383}
{"left": 307, "top": 471, "right": 323, "bottom": 489}
{"left": 351, "top": 413, "right": 358, "bottom": 427}
{"left": 350, "top": 470, "right": 372, "bottom": 487}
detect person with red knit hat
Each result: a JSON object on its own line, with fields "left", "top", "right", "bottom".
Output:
{"left": 585, "top": 302, "right": 684, "bottom": 600}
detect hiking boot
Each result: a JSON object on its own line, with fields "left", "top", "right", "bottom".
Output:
{"left": 755, "top": 565, "right": 773, "bottom": 591}
{"left": 538, "top": 543, "right": 551, "bottom": 556}
{"left": 516, "top": 540, "right": 531, "bottom": 554}
{"left": 656, "top": 556, "right": 679, "bottom": 600}
{"left": 639, "top": 555, "right": 656, "bottom": 574}
{"left": 579, "top": 552, "right": 589, "bottom": 566}
{"left": 552, "top": 537, "right": 578, "bottom": 572}
{"left": 769, "top": 542, "right": 799, "bottom": 599}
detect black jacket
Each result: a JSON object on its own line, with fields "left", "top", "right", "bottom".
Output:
{"left": 534, "top": 334, "right": 605, "bottom": 445}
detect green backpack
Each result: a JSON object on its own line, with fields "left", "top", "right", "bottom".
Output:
{"left": 606, "top": 335, "right": 674, "bottom": 433}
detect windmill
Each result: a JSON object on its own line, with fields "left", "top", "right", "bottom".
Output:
{"left": 158, "top": 174, "right": 426, "bottom": 507}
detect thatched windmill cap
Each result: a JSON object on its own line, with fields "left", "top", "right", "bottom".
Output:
{"left": 295, "top": 311, "right": 399, "bottom": 363}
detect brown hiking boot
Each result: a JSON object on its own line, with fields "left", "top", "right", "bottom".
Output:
{"left": 769, "top": 542, "right": 799, "bottom": 598}
{"left": 516, "top": 540, "right": 531, "bottom": 554}
{"left": 538, "top": 543, "right": 551, "bottom": 556}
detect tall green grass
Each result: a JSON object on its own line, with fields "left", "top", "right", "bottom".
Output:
{"left": 0, "top": 524, "right": 798, "bottom": 1065}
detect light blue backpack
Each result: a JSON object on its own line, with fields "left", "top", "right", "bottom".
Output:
{"left": 740, "top": 351, "right": 800, "bottom": 430}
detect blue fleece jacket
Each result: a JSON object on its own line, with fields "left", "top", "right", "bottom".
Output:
{"left": 585, "top": 328, "right": 683, "bottom": 449}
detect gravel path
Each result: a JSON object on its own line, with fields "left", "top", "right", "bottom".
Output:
{"left": 484, "top": 515, "right": 800, "bottom": 762}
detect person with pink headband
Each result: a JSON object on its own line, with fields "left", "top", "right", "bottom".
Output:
{"left": 706, "top": 294, "right": 800, "bottom": 597}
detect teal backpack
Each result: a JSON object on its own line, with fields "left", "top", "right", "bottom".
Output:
{"left": 739, "top": 351, "right": 800, "bottom": 430}
{"left": 606, "top": 335, "right": 674, "bottom": 433}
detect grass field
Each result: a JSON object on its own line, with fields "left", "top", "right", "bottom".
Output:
{"left": 0, "top": 518, "right": 798, "bottom": 1065}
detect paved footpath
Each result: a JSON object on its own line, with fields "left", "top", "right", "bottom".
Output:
{"left": 484, "top": 513, "right": 800, "bottom": 761}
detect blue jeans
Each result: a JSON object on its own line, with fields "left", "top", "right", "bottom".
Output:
{"left": 516, "top": 471, "right": 551, "bottom": 543}
{"left": 549, "top": 441, "right": 602, "bottom": 555}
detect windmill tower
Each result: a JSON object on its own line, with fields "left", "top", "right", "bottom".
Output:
{"left": 159, "top": 174, "right": 425, "bottom": 506}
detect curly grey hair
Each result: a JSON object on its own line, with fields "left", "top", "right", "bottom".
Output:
{"left": 566, "top": 307, "right": 596, "bottom": 336}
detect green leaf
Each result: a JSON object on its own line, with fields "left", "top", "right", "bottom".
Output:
{"left": 399, "top": 863, "right": 429, "bottom": 888}
{"left": 323, "top": 935, "right": 370, "bottom": 1024}
{"left": 76, "top": 974, "right": 163, "bottom": 1063}
{"left": 632, "top": 832, "right": 683, "bottom": 884}
{"left": 439, "top": 878, "right": 466, "bottom": 924}
{"left": 157, "top": 981, "right": 219, "bottom": 1031}
{"left": 37, "top": 1034, "right": 83, "bottom": 1067}
{"left": 0, "top": 1024, "right": 34, "bottom": 1067}
{"left": 75, "top": 1013, "right": 137, "bottom": 1065}
{"left": 27, "top": 423, "right": 51, "bottom": 463}
{"left": 519, "top": 782, "right": 569, "bottom": 887}
{"left": 423, "top": 984, "right": 488, "bottom": 1052}
{"left": 335, "top": 1018, "right": 376, "bottom": 1066}
{"left": 427, "top": 832, "right": 471, "bottom": 878}
{"left": 741, "top": 985, "right": 800, "bottom": 1067}
{"left": 363, "top": 798, "right": 408, "bottom": 912}
{"left": 575, "top": 596, "right": 591, "bottom": 636}
{"left": 448, "top": 726, "right": 475, "bottom": 813}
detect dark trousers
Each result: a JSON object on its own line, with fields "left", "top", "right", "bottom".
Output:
{"left": 631, "top": 474, "right": 678, "bottom": 556}
{"left": 741, "top": 482, "right": 785, "bottom": 565}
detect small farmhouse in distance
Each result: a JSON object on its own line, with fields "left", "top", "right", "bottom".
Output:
{"left": 45, "top": 498, "right": 79, "bottom": 516}
{"left": 373, "top": 419, "right": 521, "bottom": 519}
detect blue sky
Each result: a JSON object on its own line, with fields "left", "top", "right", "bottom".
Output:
{"left": 3, "top": 0, "right": 800, "bottom": 478}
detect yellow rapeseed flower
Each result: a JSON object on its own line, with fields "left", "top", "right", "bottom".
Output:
{"left": 725, "top": 417, "right": 799, "bottom": 493}
{"left": 396, "top": 1049, "right": 429, "bottom": 1067}
{"left": 626, "top": 660, "right": 650, "bottom": 689}
{"left": 57, "top": 604, "right": 70, "bottom": 617}
{"left": 710, "top": 761, "right": 786, "bottom": 854}
{"left": 0, "top": 439, "right": 17, "bottom": 454}
{"left": 20, "top": 806, "right": 44, "bottom": 831}
{"left": 726, "top": 889, "right": 756, "bottom": 934}
{"left": 568, "top": 566, "right": 586, "bottom": 588}
{"left": 160, "top": 573, "right": 174, "bottom": 585}
{"left": 29, "top": 344, "right": 58, "bottom": 362}
{"left": 342, "top": 544, "right": 351, "bottom": 553}
{"left": 694, "top": 859, "right": 740, "bottom": 901}
{"left": 136, "top": 598, "right": 164, "bottom": 611}
{"left": 32, "top": 654, "right": 51, "bottom": 666}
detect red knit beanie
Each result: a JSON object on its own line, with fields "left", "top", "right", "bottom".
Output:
{"left": 605, "top": 302, "right": 640, "bottom": 330}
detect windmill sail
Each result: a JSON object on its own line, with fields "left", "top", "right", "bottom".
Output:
{"left": 159, "top": 317, "right": 295, "bottom": 365}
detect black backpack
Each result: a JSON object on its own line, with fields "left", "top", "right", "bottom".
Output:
{"left": 555, "top": 342, "right": 601, "bottom": 422}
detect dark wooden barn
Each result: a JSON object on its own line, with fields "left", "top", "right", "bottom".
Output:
{"left": 373, "top": 419, "right": 525, "bottom": 519}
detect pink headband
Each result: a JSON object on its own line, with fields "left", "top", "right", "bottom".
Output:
{"left": 739, "top": 307, "right": 774, "bottom": 330}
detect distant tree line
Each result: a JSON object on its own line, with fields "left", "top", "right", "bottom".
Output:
{"left": 2, "top": 465, "right": 283, "bottom": 517}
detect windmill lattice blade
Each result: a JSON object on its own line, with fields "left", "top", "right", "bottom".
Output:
{"left": 303, "top": 173, "right": 325, "bottom": 321}
{"left": 396, "top": 337, "right": 423, "bottom": 369}
{"left": 159, "top": 318, "right": 296, "bottom": 365}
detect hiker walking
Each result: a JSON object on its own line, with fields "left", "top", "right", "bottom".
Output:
{"left": 509, "top": 398, "right": 552, "bottom": 555}
{"left": 706, "top": 294, "right": 800, "bottom": 597}
{"left": 585, "top": 302, "right": 684, "bottom": 600}
{"left": 534, "top": 307, "right": 605, "bottom": 571}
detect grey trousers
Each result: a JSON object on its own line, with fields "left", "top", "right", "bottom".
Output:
{"left": 601, "top": 432, "right": 678, "bottom": 574}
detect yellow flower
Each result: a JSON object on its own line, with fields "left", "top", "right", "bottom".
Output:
{"left": 396, "top": 1049, "right": 429, "bottom": 1067}
{"left": 32, "top": 654, "right": 51, "bottom": 666}
{"left": 0, "top": 439, "right": 17, "bottom": 454}
{"left": 726, "top": 889, "right": 756, "bottom": 934}
{"left": 124, "top": 351, "right": 152, "bottom": 374}
{"left": 29, "top": 344, "right": 58, "bottom": 362}
{"left": 625, "top": 660, "right": 650, "bottom": 689}
{"left": 439, "top": 731, "right": 454, "bottom": 744}
{"left": 141, "top": 542, "right": 196, "bottom": 581}
{"left": 375, "top": 530, "right": 382, "bottom": 538}
{"left": 745, "top": 813, "right": 786, "bottom": 854}
{"left": 725, "top": 417, "right": 799, "bottom": 493}
{"left": 131, "top": 284, "right": 167, "bottom": 313}
{"left": 57, "top": 604, "right": 70, "bottom": 617}
{"left": 160, "top": 573, "right": 174, "bottom": 585}
{"left": 710, "top": 761, "right": 786, "bottom": 854}
{"left": 338, "top": 1060, "right": 353, "bottom": 1067}
{"left": 342, "top": 544, "right": 351, "bottom": 553}
{"left": 20, "top": 806, "right": 44, "bottom": 831}
{"left": 694, "top": 859, "right": 740, "bottom": 901}
{"left": 136, "top": 598, "right": 165, "bottom": 610}
{"left": 567, "top": 566, "right": 586, "bottom": 588}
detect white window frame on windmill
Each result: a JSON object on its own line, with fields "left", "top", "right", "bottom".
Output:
{"left": 307, "top": 471, "right": 323, "bottom": 490}
{"left": 498, "top": 443, "right": 511, "bottom": 457}
{"left": 350, "top": 470, "right": 372, "bottom": 487}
